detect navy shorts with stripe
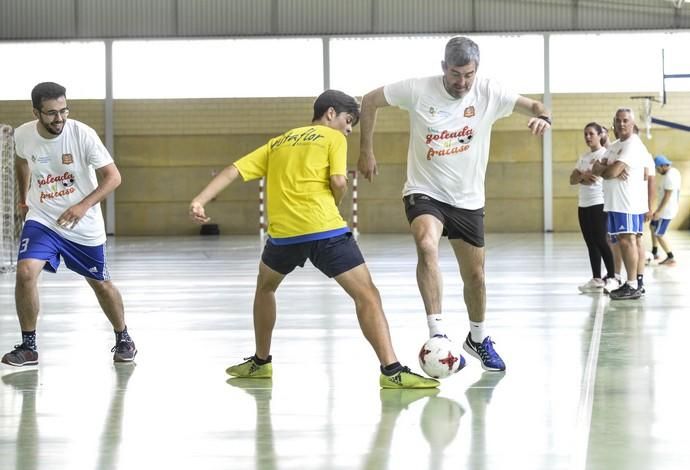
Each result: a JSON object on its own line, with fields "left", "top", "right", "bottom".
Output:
{"left": 261, "top": 232, "right": 364, "bottom": 278}
{"left": 17, "top": 220, "right": 111, "bottom": 281}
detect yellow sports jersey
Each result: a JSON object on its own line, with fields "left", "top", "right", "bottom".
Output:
{"left": 233, "top": 125, "right": 349, "bottom": 243}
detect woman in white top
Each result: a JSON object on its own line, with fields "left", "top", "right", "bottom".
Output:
{"left": 570, "top": 122, "right": 615, "bottom": 292}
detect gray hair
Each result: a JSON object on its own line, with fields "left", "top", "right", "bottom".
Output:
{"left": 615, "top": 107, "right": 636, "bottom": 122}
{"left": 444, "top": 37, "right": 480, "bottom": 67}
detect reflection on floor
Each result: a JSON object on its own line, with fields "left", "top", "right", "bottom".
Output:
{"left": 1, "top": 232, "right": 689, "bottom": 470}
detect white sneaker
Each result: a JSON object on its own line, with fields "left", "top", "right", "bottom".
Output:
{"left": 603, "top": 277, "right": 622, "bottom": 294}
{"left": 578, "top": 278, "right": 605, "bottom": 293}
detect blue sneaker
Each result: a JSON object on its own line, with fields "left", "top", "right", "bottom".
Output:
{"left": 463, "top": 334, "right": 506, "bottom": 371}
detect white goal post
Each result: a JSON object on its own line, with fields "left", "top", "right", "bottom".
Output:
{"left": 1, "top": 124, "right": 20, "bottom": 273}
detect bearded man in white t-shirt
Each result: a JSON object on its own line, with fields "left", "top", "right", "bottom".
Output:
{"left": 357, "top": 36, "right": 551, "bottom": 372}
{"left": 1, "top": 82, "right": 137, "bottom": 367}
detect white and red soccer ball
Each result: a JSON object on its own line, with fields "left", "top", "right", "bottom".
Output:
{"left": 418, "top": 336, "right": 466, "bottom": 379}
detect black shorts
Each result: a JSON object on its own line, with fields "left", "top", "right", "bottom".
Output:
{"left": 261, "top": 232, "right": 365, "bottom": 278}
{"left": 404, "top": 193, "right": 485, "bottom": 247}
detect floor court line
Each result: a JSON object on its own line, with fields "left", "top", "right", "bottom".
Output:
{"left": 570, "top": 293, "right": 607, "bottom": 470}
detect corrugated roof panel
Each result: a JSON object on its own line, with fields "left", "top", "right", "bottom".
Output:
{"left": 178, "top": 0, "right": 272, "bottom": 36}
{"left": 0, "top": 0, "right": 76, "bottom": 39}
{"left": 0, "top": 0, "right": 689, "bottom": 40}
{"left": 277, "top": 0, "right": 372, "bottom": 34}
{"left": 475, "top": 0, "right": 573, "bottom": 32}
{"left": 376, "top": 0, "right": 474, "bottom": 34}
{"left": 79, "top": 0, "right": 176, "bottom": 37}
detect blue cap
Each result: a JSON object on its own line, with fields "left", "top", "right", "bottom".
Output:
{"left": 654, "top": 155, "right": 672, "bottom": 166}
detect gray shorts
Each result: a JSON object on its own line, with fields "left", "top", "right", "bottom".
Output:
{"left": 404, "top": 193, "right": 485, "bottom": 247}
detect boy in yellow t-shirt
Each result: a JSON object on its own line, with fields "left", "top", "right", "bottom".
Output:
{"left": 189, "top": 90, "right": 438, "bottom": 389}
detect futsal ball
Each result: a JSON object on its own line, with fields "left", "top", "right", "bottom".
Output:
{"left": 644, "top": 251, "right": 655, "bottom": 266}
{"left": 418, "top": 336, "right": 466, "bottom": 379}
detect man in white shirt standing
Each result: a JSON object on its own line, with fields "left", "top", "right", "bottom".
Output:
{"left": 1, "top": 82, "right": 136, "bottom": 367}
{"left": 651, "top": 155, "right": 682, "bottom": 266}
{"left": 594, "top": 108, "right": 649, "bottom": 300}
{"left": 357, "top": 36, "right": 551, "bottom": 371}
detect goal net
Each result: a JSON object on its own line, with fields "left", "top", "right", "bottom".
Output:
{"left": 1, "top": 124, "right": 20, "bottom": 273}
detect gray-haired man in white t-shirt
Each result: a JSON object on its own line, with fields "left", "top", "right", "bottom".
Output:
{"left": 357, "top": 36, "right": 551, "bottom": 372}
{"left": 593, "top": 108, "right": 649, "bottom": 300}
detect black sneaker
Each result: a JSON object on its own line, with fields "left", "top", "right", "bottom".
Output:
{"left": 1, "top": 343, "right": 39, "bottom": 367}
{"left": 609, "top": 283, "right": 641, "bottom": 300}
{"left": 111, "top": 339, "right": 137, "bottom": 362}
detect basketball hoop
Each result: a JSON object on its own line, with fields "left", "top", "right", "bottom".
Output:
{"left": 630, "top": 96, "right": 654, "bottom": 140}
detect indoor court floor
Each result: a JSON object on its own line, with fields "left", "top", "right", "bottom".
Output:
{"left": 1, "top": 232, "right": 689, "bottom": 470}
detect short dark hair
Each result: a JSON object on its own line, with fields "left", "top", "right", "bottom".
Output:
{"left": 445, "top": 36, "right": 480, "bottom": 68}
{"left": 312, "top": 89, "right": 360, "bottom": 126}
{"left": 31, "top": 82, "right": 66, "bottom": 110}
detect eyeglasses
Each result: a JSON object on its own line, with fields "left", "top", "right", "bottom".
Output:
{"left": 40, "top": 107, "right": 69, "bottom": 119}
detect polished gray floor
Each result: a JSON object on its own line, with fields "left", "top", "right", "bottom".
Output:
{"left": 1, "top": 232, "right": 689, "bottom": 470}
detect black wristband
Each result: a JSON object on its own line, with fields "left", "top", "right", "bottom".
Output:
{"left": 538, "top": 115, "right": 552, "bottom": 125}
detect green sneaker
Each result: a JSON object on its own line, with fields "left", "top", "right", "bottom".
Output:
{"left": 380, "top": 366, "right": 440, "bottom": 389}
{"left": 225, "top": 355, "right": 272, "bottom": 378}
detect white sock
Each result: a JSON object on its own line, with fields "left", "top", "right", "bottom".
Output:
{"left": 427, "top": 314, "right": 444, "bottom": 337}
{"left": 470, "top": 321, "right": 486, "bottom": 343}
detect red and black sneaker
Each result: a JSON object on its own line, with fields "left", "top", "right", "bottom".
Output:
{"left": 1, "top": 343, "right": 39, "bottom": 367}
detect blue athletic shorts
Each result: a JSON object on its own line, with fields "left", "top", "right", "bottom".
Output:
{"left": 17, "top": 220, "right": 111, "bottom": 281}
{"left": 607, "top": 212, "right": 644, "bottom": 236}
{"left": 650, "top": 218, "right": 671, "bottom": 236}
{"left": 261, "top": 232, "right": 364, "bottom": 278}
